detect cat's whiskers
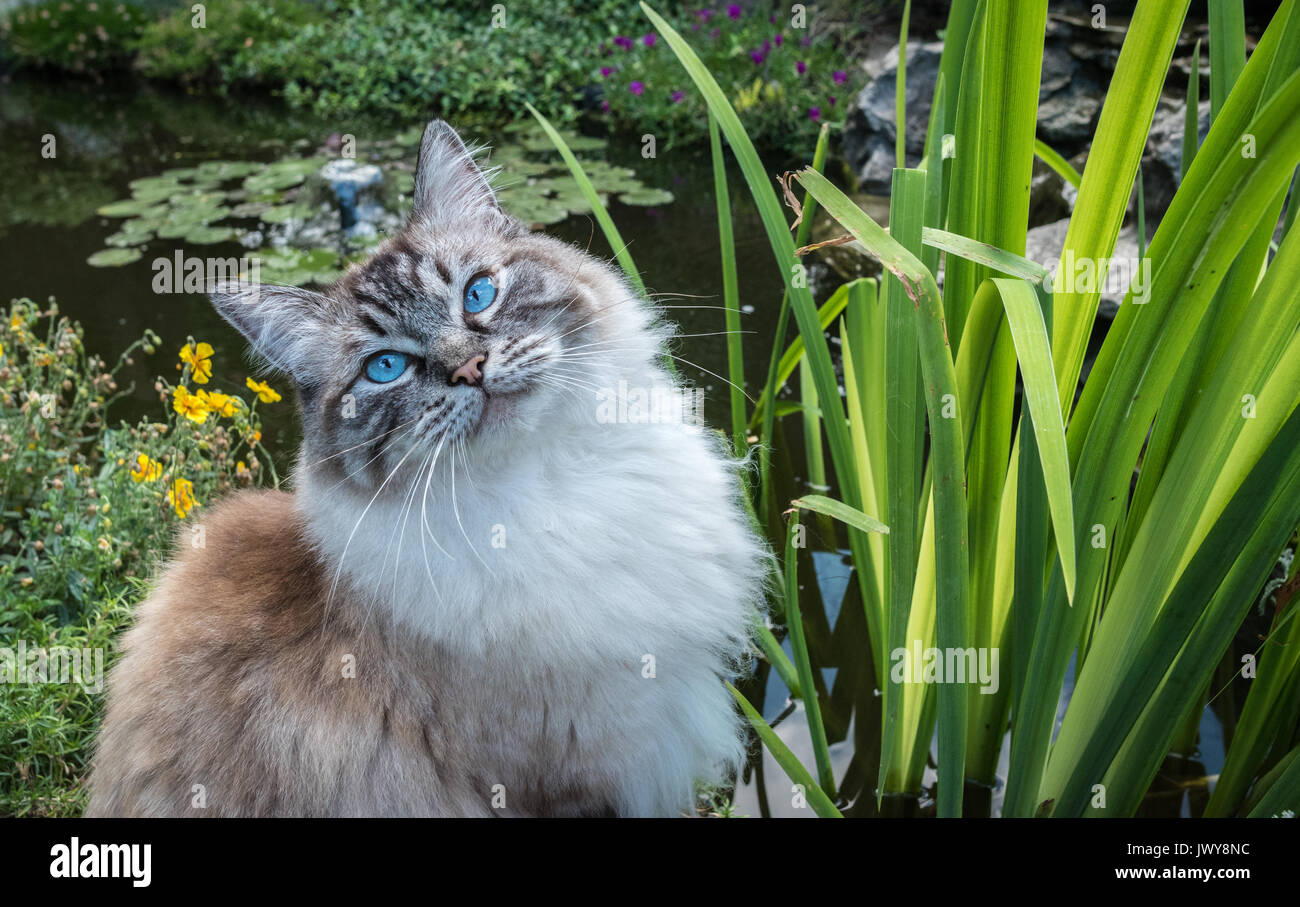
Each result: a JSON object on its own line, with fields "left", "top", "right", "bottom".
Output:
{"left": 551, "top": 347, "right": 757, "bottom": 405}
{"left": 455, "top": 432, "right": 483, "bottom": 498}
{"left": 538, "top": 299, "right": 640, "bottom": 349}
{"left": 538, "top": 368, "right": 605, "bottom": 396}
{"left": 362, "top": 444, "right": 437, "bottom": 639}
{"left": 318, "top": 420, "right": 421, "bottom": 496}
{"left": 449, "top": 444, "right": 492, "bottom": 573}
{"left": 323, "top": 414, "right": 429, "bottom": 627}
{"left": 297, "top": 415, "right": 423, "bottom": 473}
{"left": 649, "top": 304, "right": 751, "bottom": 313}
{"left": 557, "top": 328, "right": 753, "bottom": 359}
{"left": 528, "top": 372, "right": 594, "bottom": 407}
{"left": 419, "top": 434, "right": 453, "bottom": 567}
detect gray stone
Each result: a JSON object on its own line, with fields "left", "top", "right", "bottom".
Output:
{"left": 1036, "top": 73, "right": 1103, "bottom": 145}
{"left": 842, "top": 40, "right": 944, "bottom": 191}
{"left": 1026, "top": 217, "right": 1147, "bottom": 318}
{"left": 1029, "top": 159, "right": 1073, "bottom": 227}
{"left": 1137, "top": 96, "right": 1211, "bottom": 228}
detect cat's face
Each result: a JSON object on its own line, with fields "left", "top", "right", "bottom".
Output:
{"left": 212, "top": 121, "right": 659, "bottom": 493}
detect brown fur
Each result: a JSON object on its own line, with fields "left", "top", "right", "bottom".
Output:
{"left": 86, "top": 491, "right": 619, "bottom": 816}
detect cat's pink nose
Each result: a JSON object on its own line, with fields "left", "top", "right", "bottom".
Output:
{"left": 450, "top": 354, "right": 486, "bottom": 386}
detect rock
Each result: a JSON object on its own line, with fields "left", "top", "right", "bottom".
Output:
{"left": 852, "top": 134, "right": 898, "bottom": 195}
{"left": 844, "top": 34, "right": 1104, "bottom": 191}
{"left": 1137, "top": 96, "right": 1210, "bottom": 229}
{"left": 842, "top": 40, "right": 944, "bottom": 192}
{"left": 1029, "top": 158, "right": 1074, "bottom": 227}
{"left": 1036, "top": 73, "right": 1103, "bottom": 146}
{"left": 1025, "top": 216, "right": 1147, "bottom": 319}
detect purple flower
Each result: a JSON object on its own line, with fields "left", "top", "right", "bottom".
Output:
{"left": 750, "top": 50, "right": 765, "bottom": 64}
{"left": 828, "top": 95, "right": 837, "bottom": 106}
{"left": 600, "top": 66, "right": 615, "bottom": 77}
{"left": 629, "top": 81, "right": 645, "bottom": 96}
{"left": 671, "top": 90, "right": 684, "bottom": 103}
{"left": 696, "top": 8, "right": 713, "bottom": 20}
{"left": 710, "top": 27, "right": 720, "bottom": 38}
{"left": 774, "top": 34, "right": 784, "bottom": 46}
{"left": 613, "top": 35, "right": 633, "bottom": 50}
{"left": 808, "top": 106, "right": 821, "bottom": 121}
{"left": 601, "top": 100, "right": 610, "bottom": 112}
{"left": 762, "top": 39, "right": 771, "bottom": 53}
{"left": 727, "top": 4, "right": 741, "bottom": 19}
{"left": 801, "top": 35, "right": 812, "bottom": 47}
{"left": 832, "top": 70, "right": 847, "bottom": 85}
{"left": 796, "top": 60, "right": 806, "bottom": 75}
{"left": 643, "top": 33, "right": 656, "bottom": 47}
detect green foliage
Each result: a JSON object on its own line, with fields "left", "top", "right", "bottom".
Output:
{"left": 645, "top": 0, "right": 1300, "bottom": 819}
{"left": 595, "top": 6, "right": 854, "bottom": 152}
{"left": 1, "top": 1, "right": 853, "bottom": 150}
{"left": 132, "top": 0, "right": 323, "bottom": 82}
{"left": 132, "top": 0, "right": 647, "bottom": 127}
{"left": 0, "top": 0, "right": 148, "bottom": 72}
{"left": 0, "top": 298, "right": 280, "bottom": 815}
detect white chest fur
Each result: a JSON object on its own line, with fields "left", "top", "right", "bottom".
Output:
{"left": 297, "top": 410, "right": 766, "bottom": 815}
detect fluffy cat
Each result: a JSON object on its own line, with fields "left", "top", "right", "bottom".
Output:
{"left": 87, "top": 120, "right": 768, "bottom": 817}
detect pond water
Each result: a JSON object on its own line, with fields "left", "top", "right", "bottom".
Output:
{"left": 0, "top": 75, "right": 795, "bottom": 453}
{"left": 1, "top": 74, "right": 1245, "bottom": 818}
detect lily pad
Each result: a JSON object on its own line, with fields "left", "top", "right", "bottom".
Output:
{"left": 104, "top": 226, "right": 155, "bottom": 247}
{"left": 522, "top": 134, "right": 605, "bottom": 153}
{"left": 97, "top": 198, "right": 168, "bottom": 218}
{"left": 258, "top": 247, "right": 342, "bottom": 286}
{"left": 229, "top": 201, "right": 273, "bottom": 219}
{"left": 130, "top": 178, "right": 186, "bottom": 203}
{"left": 87, "top": 247, "right": 144, "bottom": 267}
{"left": 195, "top": 160, "right": 262, "bottom": 181}
{"left": 183, "top": 225, "right": 241, "bottom": 245}
{"left": 260, "top": 200, "right": 316, "bottom": 224}
{"left": 618, "top": 188, "right": 675, "bottom": 206}
{"left": 156, "top": 208, "right": 224, "bottom": 238}
{"left": 243, "top": 158, "right": 326, "bottom": 194}
{"left": 501, "top": 195, "right": 568, "bottom": 225}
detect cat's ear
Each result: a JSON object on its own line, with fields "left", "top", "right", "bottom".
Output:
{"left": 411, "top": 119, "right": 500, "bottom": 228}
{"left": 209, "top": 282, "right": 332, "bottom": 382}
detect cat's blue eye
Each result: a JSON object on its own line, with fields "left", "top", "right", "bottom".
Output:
{"left": 464, "top": 274, "right": 497, "bottom": 314}
{"left": 364, "top": 351, "right": 409, "bottom": 384}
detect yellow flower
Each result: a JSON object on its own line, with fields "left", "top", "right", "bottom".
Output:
{"left": 172, "top": 385, "right": 209, "bottom": 424}
{"left": 167, "top": 477, "right": 198, "bottom": 519}
{"left": 130, "top": 454, "right": 162, "bottom": 483}
{"left": 9, "top": 315, "right": 22, "bottom": 331}
{"left": 197, "top": 388, "right": 239, "bottom": 418}
{"left": 246, "top": 377, "right": 281, "bottom": 403}
{"left": 179, "top": 341, "right": 214, "bottom": 384}
{"left": 248, "top": 430, "right": 262, "bottom": 445}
